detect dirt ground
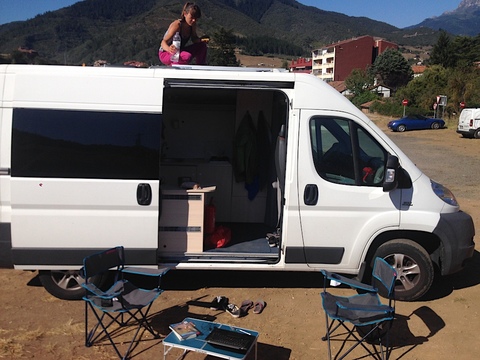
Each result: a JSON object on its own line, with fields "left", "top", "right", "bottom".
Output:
{"left": 1, "top": 114, "right": 480, "bottom": 360}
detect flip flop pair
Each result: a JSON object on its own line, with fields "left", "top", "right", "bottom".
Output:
{"left": 239, "top": 299, "right": 266, "bottom": 315}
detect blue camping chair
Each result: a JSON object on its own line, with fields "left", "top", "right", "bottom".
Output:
{"left": 81, "top": 246, "right": 169, "bottom": 360}
{"left": 320, "top": 257, "right": 397, "bottom": 360}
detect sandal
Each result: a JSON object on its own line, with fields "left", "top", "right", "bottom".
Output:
{"left": 253, "top": 300, "right": 266, "bottom": 314}
{"left": 210, "top": 296, "right": 229, "bottom": 310}
{"left": 240, "top": 300, "right": 254, "bottom": 316}
{"left": 225, "top": 303, "right": 241, "bottom": 318}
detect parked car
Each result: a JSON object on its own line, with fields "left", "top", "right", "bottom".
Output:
{"left": 388, "top": 115, "right": 445, "bottom": 132}
{"left": 457, "top": 108, "right": 480, "bottom": 138}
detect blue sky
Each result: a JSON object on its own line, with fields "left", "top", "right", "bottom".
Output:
{"left": 0, "top": 0, "right": 462, "bottom": 28}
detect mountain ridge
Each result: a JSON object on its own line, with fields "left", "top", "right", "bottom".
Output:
{"left": 0, "top": 0, "right": 441, "bottom": 65}
{"left": 411, "top": 0, "right": 480, "bottom": 36}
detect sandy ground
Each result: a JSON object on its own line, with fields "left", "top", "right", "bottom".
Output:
{"left": 1, "top": 114, "right": 480, "bottom": 360}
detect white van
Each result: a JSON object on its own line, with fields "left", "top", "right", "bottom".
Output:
{"left": 0, "top": 64, "right": 475, "bottom": 301}
{"left": 457, "top": 108, "right": 480, "bottom": 138}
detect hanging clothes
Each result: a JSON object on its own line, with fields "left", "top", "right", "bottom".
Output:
{"left": 256, "top": 111, "right": 271, "bottom": 191}
{"left": 233, "top": 111, "right": 258, "bottom": 185}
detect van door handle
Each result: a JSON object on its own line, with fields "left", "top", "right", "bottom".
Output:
{"left": 304, "top": 184, "right": 318, "bottom": 206}
{"left": 137, "top": 183, "right": 152, "bottom": 206}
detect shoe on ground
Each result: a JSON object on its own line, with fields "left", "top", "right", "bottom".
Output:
{"left": 210, "top": 296, "right": 229, "bottom": 310}
{"left": 226, "top": 303, "right": 241, "bottom": 318}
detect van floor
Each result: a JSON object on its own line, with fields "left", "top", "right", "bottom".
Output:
{"left": 206, "top": 222, "right": 278, "bottom": 254}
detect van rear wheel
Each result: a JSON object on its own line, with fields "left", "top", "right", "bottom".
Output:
{"left": 38, "top": 270, "right": 103, "bottom": 300}
{"left": 474, "top": 129, "right": 480, "bottom": 139}
{"left": 373, "top": 239, "right": 434, "bottom": 301}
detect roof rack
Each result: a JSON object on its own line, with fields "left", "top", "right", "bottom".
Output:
{"left": 150, "top": 64, "right": 288, "bottom": 73}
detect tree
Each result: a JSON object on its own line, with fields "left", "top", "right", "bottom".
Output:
{"left": 450, "top": 35, "right": 480, "bottom": 67}
{"left": 430, "top": 30, "right": 457, "bottom": 68}
{"left": 369, "top": 48, "right": 413, "bottom": 90}
{"left": 207, "top": 28, "right": 239, "bottom": 66}
{"left": 345, "top": 68, "right": 378, "bottom": 107}
{"left": 395, "top": 65, "right": 448, "bottom": 113}
{"left": 345, "top": 68, "right": 374, "bottom": 97}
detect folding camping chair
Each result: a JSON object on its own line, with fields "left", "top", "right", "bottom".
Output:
{"left": 320, "top": 257, "right": 397, "bottom": 360}
{"left": 81, "top": 246, "right": 169, "bottom": 360}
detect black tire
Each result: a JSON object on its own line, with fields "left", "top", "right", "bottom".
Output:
{"left": 431, "top": 122, "right": 440, "bottom": 129}
{"left": 38, "top": 270, "right": 103, "bottom": 300}
{"left": 397, "top": 124, "right": 406, "bottom": 132}
{"left": 474, "top": 129, "right": 480, "bottom": 139}
{"left": 373, "top": 239, "right": 434, "bottom": 301}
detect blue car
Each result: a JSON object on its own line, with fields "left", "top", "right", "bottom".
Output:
{"left": 387, "top": 115, "right": 445, "bottom": 132}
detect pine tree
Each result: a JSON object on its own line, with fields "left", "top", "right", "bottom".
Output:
{"left": 207, "top": 28, "right": 239, "bottom": 66}
{"left": 430, "top": 30, "right": 457, "bottom": 68}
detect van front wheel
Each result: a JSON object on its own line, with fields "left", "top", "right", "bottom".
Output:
{"left": 38, "top": 270, "right": 103, "bottom": 300}
{"left": 374, "top": 240, "right": 434, "bottom": 301}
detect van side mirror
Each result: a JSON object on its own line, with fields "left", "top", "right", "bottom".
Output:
{"left": 383, "top": 155, "right": 399, "bottom": 192}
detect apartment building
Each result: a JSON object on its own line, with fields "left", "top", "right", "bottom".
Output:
{"left": 312, "top": 36, "right": 398, "bottom": 82}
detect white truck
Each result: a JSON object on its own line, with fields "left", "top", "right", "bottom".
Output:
{"left": 0, "top": 64, "right": 475, "bottom": 301}
{"left": 457, "top": 108, "right": 480, "bottom": 138}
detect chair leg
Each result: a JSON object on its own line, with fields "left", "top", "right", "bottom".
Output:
{"left": 86, "top": 303, "right": 124, "bottom": 359}
{"left": 86, "top": 303, "right": 160, "bottom": 360}
{"left": 323, "top": 320, "right": 388, "bottom": 360}
{"left": 322, "top": 313, "right": 333, "bottom": 360}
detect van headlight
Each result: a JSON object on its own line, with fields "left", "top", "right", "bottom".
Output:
{"left": 431, "top": 180, "right": 458, "bottom": 206}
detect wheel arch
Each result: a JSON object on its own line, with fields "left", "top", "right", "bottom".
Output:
{"left": 364, "top": 229, "right": 441, "bottom": 271}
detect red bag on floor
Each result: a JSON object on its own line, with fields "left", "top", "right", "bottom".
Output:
{"left": 204, "top": 198, "right": 216, "bottom": 235}
{"left": 206, "top": 226, "right": 231, "bottom": 248}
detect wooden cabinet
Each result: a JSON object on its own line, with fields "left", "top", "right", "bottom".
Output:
{"left": 158, "top": 187, "right": 215, "bottom": 254}
{"left": 197, "top": 162, "right": 232, "bottom": 222}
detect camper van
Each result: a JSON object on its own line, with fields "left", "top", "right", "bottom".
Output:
{"left": 457, "top": 108, "right": 480, "bottom": 138}
{"left": 0, "top": 64, "right": 475, "bottom": 301}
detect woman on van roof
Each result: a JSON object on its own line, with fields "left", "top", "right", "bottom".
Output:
{"left": 159, "top": 2, "right": 208, "bottom": 66}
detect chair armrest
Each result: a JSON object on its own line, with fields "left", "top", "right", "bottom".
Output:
{"left": 321, "top": 270, "right": 376, "bottom": 292}
{"left": 82, "top": 282, "right": 123, "bottom": 299}
{"left": 336, "top": 300, "right": 393, "bottom": 313}
{"left": 122, "top": 266, "right": 169, "bottom": 277}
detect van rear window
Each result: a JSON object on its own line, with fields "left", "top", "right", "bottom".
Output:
{"left": 11, "top": 108, "right": 161, "bottom": 180}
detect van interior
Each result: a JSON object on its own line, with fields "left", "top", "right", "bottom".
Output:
{"left": 159, "top": 86, "right": 288, "bottom": 263}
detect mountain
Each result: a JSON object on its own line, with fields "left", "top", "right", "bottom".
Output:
{"left": 0, "top": 0, "right": 439, "bottom": 65}
{"left": 411, "top": 0, "right": 480, "bottom": 36}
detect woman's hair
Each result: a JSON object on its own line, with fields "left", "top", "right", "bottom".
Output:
{"left": 181, "top": 2, "right": 201, "bottom": 20}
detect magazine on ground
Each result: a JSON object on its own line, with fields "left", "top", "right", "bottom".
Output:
{"left": 169, "top": 320, "right": 201, "bottom": 340}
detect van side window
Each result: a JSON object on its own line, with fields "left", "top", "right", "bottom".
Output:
{"left": 12, "top": 108, "right": 161, "bottom": 180}
{"left": 309, "top": 117, "right": 387, "bottom": 186}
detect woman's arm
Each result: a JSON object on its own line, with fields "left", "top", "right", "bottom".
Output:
{"left": 161, "top": 20, "right": 181, "bottom": 54}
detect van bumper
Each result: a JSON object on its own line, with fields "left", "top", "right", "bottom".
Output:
{"left": 433, "top": 211, "right": 475, "bottom": 276}
{"left": 456, "top": 128, "right": 475, "bottom": 137}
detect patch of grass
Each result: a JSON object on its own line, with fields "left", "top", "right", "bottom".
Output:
{"left": 46, "top": 318, "right": 83, "bottom": 336}
{"left": 0, "top": 337, "right": 23, "bottom": 358}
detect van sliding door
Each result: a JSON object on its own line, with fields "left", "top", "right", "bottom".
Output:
{"left": 10, "top": 108, "right": 161, "bottom": 267}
